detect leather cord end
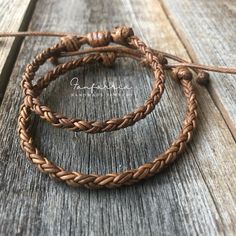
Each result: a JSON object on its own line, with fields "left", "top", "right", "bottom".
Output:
{"left": 196, "top": 71, "right": 210, "bottom": 85}
{"left": 171, "top": 66, "right": 193, "bottom": 82}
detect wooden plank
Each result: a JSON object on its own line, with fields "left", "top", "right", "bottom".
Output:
{"left": 0, "top": 0, "right": 235, "bottom": 235}
{"left": 160, "top": 0, "right": 236, "bottom": 138}
{"left": 0, "top": 0, "right": 37, "bottom": 102}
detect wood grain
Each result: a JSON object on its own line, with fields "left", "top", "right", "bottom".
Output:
{"left": 0, "top": 0, "right": 235, "bottom": 235}
{"left": 160, "top": 0, "right": 236, "bottom": 138}
{"left": 0, "top": 0, "right": 37, "bottom": 103}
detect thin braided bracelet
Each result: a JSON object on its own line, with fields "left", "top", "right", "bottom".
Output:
{"left": 22, "top": 26, "right": 167, "bottom": 133}
{"left": 18, "top": 51, "right": 197, "bottom": 188}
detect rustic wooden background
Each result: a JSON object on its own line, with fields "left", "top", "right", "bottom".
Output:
{"left": 0, "top": 0, "right": 235, "bottom": 235}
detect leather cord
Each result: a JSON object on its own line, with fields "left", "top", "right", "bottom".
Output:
{"left": 1, "top": 29, "right": 236, "bottom": 76}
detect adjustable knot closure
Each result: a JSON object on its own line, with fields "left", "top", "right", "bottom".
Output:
{"left": 86, "top": 31, "right": 111, "bottom": 47}
{"left": 111, "top": 26, "right": 134, "bottom": 45}
{"left": 60, "top": 32, "right": 112, "bottom": 51}
{"left": 100, "top": 52, "right": 117, "bottom": 67}
{"left": 59, "top": 26, "right": 134, "bottom": 53}
{"left": 86, "top": 26, "right": 134, "bottom": 47}
{"left": 60, "top": 35, "right": 81, "bottom": 52}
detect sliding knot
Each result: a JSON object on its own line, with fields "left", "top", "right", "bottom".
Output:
{"left": 196, "top": 71, "right": 209, "bottom": 85}
{"left": 171, "top": 66, "right": 192, "bottom": 82}
{"left": 60, "top": 35, "right": 81, "bottom": 52}
{"left": 111, "top": 26, "right": 134, "bottom": 45}
{"left": 100, "top": 52, "right": 117, "bottom": 67}
{"left": 86, "top": 31, "right": 111, "bottom": 47}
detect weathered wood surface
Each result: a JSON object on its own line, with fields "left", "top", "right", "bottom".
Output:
{"left": 0, "top": 0, "right": 235, "bottom": 235}
{"left": 0, "top": 0, "right": 36, "bottom": 102}
{"left": 160, "top": 0, "right": 236, "bottom": 138}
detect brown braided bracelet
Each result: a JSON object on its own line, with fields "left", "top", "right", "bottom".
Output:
{"left": 18, "top": 51, "right": 197, "bottom": 188}
{"left": 21, "top": 26, "right": 167, "bottom": 133}
{"left": 1, "top": 26, "right": 235, "bottom": 189}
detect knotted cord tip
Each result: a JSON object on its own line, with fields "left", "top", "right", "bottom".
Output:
{"left": 196, "top": 71, "right": 210, "bottom": 85}
{"left": 171, "top": 66, "right": 193, "bottom": 82}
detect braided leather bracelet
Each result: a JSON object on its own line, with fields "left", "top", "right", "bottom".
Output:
{"left": 22, "top": 27, "right": 166, "bottom": 133}
{"left": 18, "top": 51, "right": 197, "bottom": 188}
{"left": 1, "top": 26, "right": 235, "bottom": 189}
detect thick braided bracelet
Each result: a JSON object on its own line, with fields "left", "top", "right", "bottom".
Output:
{"left": 18, "top": 50, "right": 197, "bottom": 188}
{"left": 22, "top": 26, "right": 167, "bottom": 133}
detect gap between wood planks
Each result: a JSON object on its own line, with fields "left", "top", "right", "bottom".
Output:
{"left": 0, "top": 0, "right": 38, "bottom": 105}
{"left": 159, "top": 0, "right": 236, "bottom": 141}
